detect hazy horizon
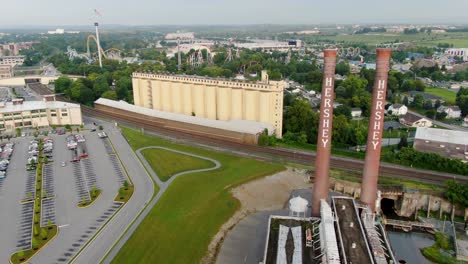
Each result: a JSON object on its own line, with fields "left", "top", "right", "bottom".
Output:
{"left": 1, "top": 0, "right": 468, "bottom": 27}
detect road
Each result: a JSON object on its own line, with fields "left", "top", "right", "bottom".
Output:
{"left": 101, "top": 146, "right": 221, "bottom": 263}
{"left": 408, "top": 109, "right": 468, "bottom": 132}
{"left": 70, "top": 120, "right": 154, "bottom": 264}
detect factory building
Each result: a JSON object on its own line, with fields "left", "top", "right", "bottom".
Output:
{"left": 132, "top": 71, "right": 285, "bottom": 137}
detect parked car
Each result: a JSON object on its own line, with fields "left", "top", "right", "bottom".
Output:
{"left": 61, "top": 161, "right": 66, "bottom": 167}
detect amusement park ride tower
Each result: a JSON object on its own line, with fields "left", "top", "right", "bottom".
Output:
{"left": 94, "top": 22, "right": 103, "bottom": 68}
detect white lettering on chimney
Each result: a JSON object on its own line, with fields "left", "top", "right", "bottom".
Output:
{"left": 325, "top": 77, "right": 333, "bottom": 87}
{"left": 370, "top": 79, "right": 387, "bottom": 150}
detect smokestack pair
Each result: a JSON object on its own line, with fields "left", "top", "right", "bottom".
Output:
{"left": 312, "top": 48, "right": 391, "bottom": 216}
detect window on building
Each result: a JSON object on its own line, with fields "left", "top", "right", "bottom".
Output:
{"left": 50, "top": 109, "right": 56, "bottom": 113}
{"left": 51, "top": 114, "right": 57, "bottom": 117}
{"left": 23, "top": 121, "right": 31, "bottom": 126}
{"left": 62, "top": 113, "right": 68, "bottom": 117}
{"left": 40, "top": 109, "right": 47, "bottom": 113}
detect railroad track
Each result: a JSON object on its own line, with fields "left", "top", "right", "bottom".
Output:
{"left": 82, "top": 106, "right": 468, "bottom": 186}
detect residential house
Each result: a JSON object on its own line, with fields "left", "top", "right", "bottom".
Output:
{"left": 399, "top": 112, "right": 433, "bottom": 128}
{"left": 384, "top": 121, "right": 402, "bottom": 131}
{"left": 351, "top": 108, "right": 362, "bottom": 119}
{"left": 405, "top": 91, "right": 445, "bottom": 107}
{"left": 387, "top": 104, "right": 408, "bottom": 116}
{"left": 437, "top": 105, "right": 462, "bottom": 119}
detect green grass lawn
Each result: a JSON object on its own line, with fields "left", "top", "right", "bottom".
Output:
{"left": 141, "top": 148, "right": 214, "bottom": 182}
{"left": 112, "top": 127, "right": 285, "bottom": 264}
{"left": 425, "top": 87, "right": 457, "bottom": 105}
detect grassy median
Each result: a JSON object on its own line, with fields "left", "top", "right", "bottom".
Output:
{"left": 141, "top": 148, "right": 215, "bottom": 182}
{"left": 111, "top": 127, "right": 285, "bottom": 264}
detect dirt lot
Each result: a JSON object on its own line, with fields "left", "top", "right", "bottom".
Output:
{"left": 201, "top": 168, "right": 311, "bottom": 264}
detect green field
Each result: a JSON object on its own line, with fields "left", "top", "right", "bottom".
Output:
{"left": 425, "top": 87, "right": 457, "bottom": 104}
{"left": 141, "top": 148, "right": 214, "bottom": 182}
{"left": 112, "top": 127, "right": 285, "bottom": 264}
{"left": 304, "top": 32, "right": 468, "bottom": 47}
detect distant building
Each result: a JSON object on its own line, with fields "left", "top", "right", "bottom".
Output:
{"left": 387, "top": 103, "right": 408, "bottom": 116}
{"left": 333, "top": 102, "right": 343, "bottom": 109}
{"left": 399, "top": 112, "right": 433, "bottom": 127}
{"left": 437, "top": 105, "right": 462, "bottom": 119}
{"left": 165, "top": 32, "right": 195, "bottom": 40}
{"left": 0, "top": 65, "right": 12, "bottom": 79}
{"left": 445, "top": 48, "right": 468, "bottom": 62}
{"left": 47, "top": 28, "right": 65, "bottom": 34}
{"left": 0, "top": 99, "right": 82, "bottom": 132}
{"left": 0, "top": 55, "right": 25, "bottom": 67}
{"left": 351, "top": 108, "right": 362, "bottom": 118}
{"left": 0, "top": 43, "right": 19, "bottom": 56}
{"left": 406, "top": 91, "right": 444, "bottom": 106}
{"left": 414, "top": 127, "right": 468, "bottom": 160}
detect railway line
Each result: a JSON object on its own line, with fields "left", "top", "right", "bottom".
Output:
{"left": 81, "top": 106, "right": 468, "bottom": 186}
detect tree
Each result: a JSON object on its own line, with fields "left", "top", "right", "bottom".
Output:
{"left": 116, "top": 76, "right": 132, "bottom": 100}
{"left": 456, "top": 88, "right": 468, "bottom": 116}
{"left": 334, "top": 105, "right": 352, "bottom": 120}
{"left": 411, "top": 94, "right": 425, "bottom": 108}
{"left": 123, "top": 180, "right": 129, "bottom": 188}
{"left": 65, "top": 124, "right": 71, "bottom": 131}
{"left": 98, "top": 125, "right": 103, "bottom": 131}
{"left": 32, "top": 237, "right": 39, "bottom": 250}
{"left": 436, "top": 112, "right": 447, "bottom": 120}
{"left": 335, "top": 61, "right": 350, "bottom": 76}
{"left": 54, "top": 76, "right": 73, "bottom": 94}
{"left": 403, "top": 96, "right": 409, "bottom": 106}
{"left": 101, "top": 90, "right": 118, "bottom": 100}
{"left": 93, "top": 75, "right": 110, "bottom": 97}
{"left": 15, "top": 127, "right": 21, "bottom": 137}
{"left": 17, "top": 250, "right": 25, "bottom": 260}
{"left": 445, "top": 180, "right": 468, "bottom": 207}
{"left": 41, "top": 227, "right": 48, "bottom": 240}
{"left": 398, "top": 134, "right": 408, "bottom": 149}
{"left": 423, "top": 100, "right": 433, "bottom": 110}
{"left": 282, "top": 98, "right": 318, "bottom": 143}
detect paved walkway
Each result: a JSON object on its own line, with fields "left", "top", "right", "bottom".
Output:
{"left": 101, "top": 146, "right": 221, "bottom": 263}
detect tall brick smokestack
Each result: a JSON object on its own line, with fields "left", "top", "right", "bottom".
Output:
{"left": 312, "top": 49, "right": 337, "bottom": 216}
{"left": 360, "top": 48, "right": 392, "bottom": 211}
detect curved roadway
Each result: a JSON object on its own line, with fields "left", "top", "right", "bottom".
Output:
{"left": 100, "top": 146, "right": 221, "bottom": 263}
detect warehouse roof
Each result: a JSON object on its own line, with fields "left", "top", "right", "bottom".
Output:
{"left": 95, "top": 98, "right": 275, "bottom": 135}
{"left": 0, "top": 100, "right": 80, "bottom": 113}
{"left": 415, "top": 127, "right": 468, "bottom": 145}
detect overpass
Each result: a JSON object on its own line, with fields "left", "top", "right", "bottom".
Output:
{"left": 0, "top": 75, "right": 82, "bottom": 86}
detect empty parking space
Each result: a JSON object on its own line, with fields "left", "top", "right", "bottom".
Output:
{"left": 41, "top": 198, "right": 56, "bottom": 226}
{"left": 42, "top": 163, "right": 55, "bottom": 197}
{"left": 101, "top": 138, "right": 127, "bottom": 185}
{"left": 16, "top": 202, "right": 33, "bottom": 251}
{"left": 72, "top": 161, "right": 91, "bottom": 203}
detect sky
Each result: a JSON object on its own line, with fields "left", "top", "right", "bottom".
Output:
{"left": 2, "top": 0, "right": 468, "bottom": 26}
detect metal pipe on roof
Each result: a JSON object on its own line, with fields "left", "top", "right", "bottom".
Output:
{"left": 312, "top": 49, "right": 337, "bottom": 216}
{"left": 360, "top": 48, "right": 392, "bottom": 212}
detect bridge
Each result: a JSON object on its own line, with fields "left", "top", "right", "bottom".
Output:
{"left": 0, "top": 75, "right": 82, "bottom": 86}
{"left": 384, "top": 219, "right": 435, "bottom": 232}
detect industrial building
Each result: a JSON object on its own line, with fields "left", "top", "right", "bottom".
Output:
{"left": 94, "top": 98, "right": 274, "bottom": 144}
{"left": 132, "top": 71, "right": 285, "bottom": 137}
{"left": 262, "top": 198, "right": 396, "bottom": 264}
{"left": 445, "top": 48, "right": 468, "bottom": 62}
{"left": 0, "top": 99, "right": 82, "bottom": 131}
{"left": 414, "top": 127, "right": 468, "bottom": 161}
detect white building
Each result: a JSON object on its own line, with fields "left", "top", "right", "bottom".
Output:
{"left": 0, "top": 56, "right": 25, "bottom": 67}
{"left": 437, "top": 105, "right": 462, "bottom": 119}
{"left": 0, "top": 65, "right": 12, "bottom": 79}
{"left": 463, "top": 116, "right": 468, "bottom": 127}
{"left": 165, "top": 32, "right": 195, "bottom": 40}
{"left": 351, "top": 108, "right": 362, "bottom": 119}
{"left": 47, "top": 28, "right": 65, "bottom": 35}
{"left": 445, "top": 48, "right": 468, "bottom": 62}
{"left": 0, "top": 99, "right": 82, "bottom": 132}
{"left": 387, "top": 104, "right": 408, "bottom": 116}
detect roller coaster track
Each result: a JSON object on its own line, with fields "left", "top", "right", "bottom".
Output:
{"left": 81, "top": 105, "right": 468, "bottom": 186}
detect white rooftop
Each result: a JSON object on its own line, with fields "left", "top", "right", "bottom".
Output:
{"left": 95, "top": 98, "right": 275, "bottom": 135}
{"left": 0, "top": 100, "right": 80, "bottom": 113}
{"left": 289, "top": 196, "right": 308, "bottom": 214}
{"left": 415, "top": 127, "right": 468, "bottom": 145}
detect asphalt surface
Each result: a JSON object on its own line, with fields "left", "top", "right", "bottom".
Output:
{"left": 29, "top": 132, "right": 124, "bottom": 264}
{"left": 101, "top": 146, "right": 221, "bottom": 263}
{"left": 72, "top": 121, "right": 154, "bottom": 264}
{"left": 0, "top": 139, "right": 32, "bottom": 261}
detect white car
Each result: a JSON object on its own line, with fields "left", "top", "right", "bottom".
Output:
{"left": 61, "top": 161, "right": 66, "bottom": 167}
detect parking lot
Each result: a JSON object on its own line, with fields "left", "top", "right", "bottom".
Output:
{"left": 0, "top": 129, "right": 130, "bottom": 263}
